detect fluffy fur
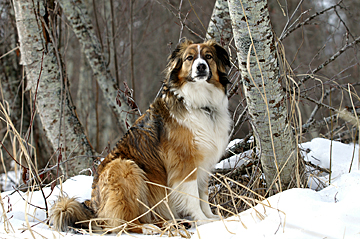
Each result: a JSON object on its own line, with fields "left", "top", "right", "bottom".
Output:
{"left": 50, "top": 39, "right": 231, "bottom": 234}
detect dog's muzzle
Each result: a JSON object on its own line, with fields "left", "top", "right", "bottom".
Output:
{"left": 191, "top": 58, "right": 211, "bottom": 81}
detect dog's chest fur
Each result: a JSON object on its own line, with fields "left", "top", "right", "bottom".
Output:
{"left": 173, "top": 81, "right": 231, "bottom": 171}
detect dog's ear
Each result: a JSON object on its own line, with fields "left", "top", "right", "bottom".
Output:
{"left": 205, "top": 40, "right": 231, "bottom": 90}
{"left": 214, "top": 43, "right": 230, "bottom": 70}
{"left": 168, "top": 39, "right": 193, "bottom": 66}
{"left": 205, "top": 40, "right": 230, "bottom": 72}
{"left": 165, "top": 39, "right": 193, "bottom": 79}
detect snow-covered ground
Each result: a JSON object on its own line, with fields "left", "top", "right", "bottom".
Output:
{"left": 0, "top": 138, "right": 359, "bottom": 238}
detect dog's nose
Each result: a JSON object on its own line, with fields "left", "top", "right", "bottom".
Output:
{"left": 197, "top": 63, "right": 207, "bottom": 72}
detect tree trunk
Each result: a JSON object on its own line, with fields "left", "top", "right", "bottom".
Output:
{"left": 77, "top": 54, "right": 98, "bottom": 151}
{"left": 206, "top": 0, "right": 232, "bottom": 45}
{"left": 0, "top": 3, "right": 25, "bottom": 175}
{"left": 58, "top": 0, "right": 136, "bottom": 133}
{"left": 228, "top": 0, "right": 300, "bottom": 191}
{"left": 13, "top": 0, "right": 95, "bottom": 177}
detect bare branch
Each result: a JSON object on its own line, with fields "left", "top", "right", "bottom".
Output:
{"left": 298, "top": 35, "right": 360, "bottom": 88}
{"left": 221, "top": 133, "right": 253, "bottom": 161}
{"left": 58, "top": 0, "right": 136, "bottom": 132}
{"left": 280, "top": 0, "right": 344, "bottom": 41}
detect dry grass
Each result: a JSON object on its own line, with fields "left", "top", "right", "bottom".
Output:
{"left": 54, "top": 166, "right": 271, "bottom": 238}
{"left": 209, "top": 163, "right": 266, "bottom": 218}
{"left": 1, "top": 77, "right": 359, "bottom": 238}
{"left": 1, "top": 21, "right": 360, "bottom": 238}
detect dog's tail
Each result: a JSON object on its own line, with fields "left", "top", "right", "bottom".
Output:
{"left": 50, "top": 196, "right": 94, "bottom": 231}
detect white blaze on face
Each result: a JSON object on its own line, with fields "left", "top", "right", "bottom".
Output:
{"left": 191, "top": 45, "right": 210, "bottom": 81}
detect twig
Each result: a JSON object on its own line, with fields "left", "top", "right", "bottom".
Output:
{"left": 279, "top": 0, "right": 305, "bottom": 40}
{"left": 304, "top": 160, "right": 331, "bottom": 174}
{"left": 129, "top": 0, "right": 135, "bottom": 99}
{"left": 24, "top": 52, "right": 44, "bottom": 144}
{"left": 298, "top": 35, "right": 360, "bottom": 88}
{"left": 155, "top": 0, "right": 204, "bottom": 40}
{"left": 110, "top": 0, "right": 120, "bottom": 87}
{"left": 334, "top": 8, "right": 355, "bottom": 41}
{"left": 13, "top": 187, "right": 46, "bottom": 211}
{"left": 14, "top": 154, "right": 102, "bottom": 191}
{"left": 301, "top": 113, "right": 338, "bottom": 134}
{"left": 221, "top": 133, "right": 253, "bottom": 161}
{"left": 178, "top": 0, "right": 184, "bottom": 39}
{"left": 227, "top": 70, "right": 242, "bottom": 98}
{"left": 0, "top": 46, "right": 20, "bottom": 59}
{"left": 301, "top": 94, "right": 339, "bottom": 112}
{"left": 230, "top": 104, "right": 248, "bottom": 138}
{"left": 305, "top": 87, "right": 337, "bottom": 126}
{"left": 280, "top": 0, "right": 344, "bottom": 41}
{"left": 0, "top": 141, "right": 28, "bottom": 170}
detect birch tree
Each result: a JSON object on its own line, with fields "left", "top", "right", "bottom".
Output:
{"left": 207, "top": 0, "right": 232, "bottom": 45}
{"left": 13, "top": 0, "right": 95, "bottom": 177}
{"left": 0, "top": 4, "right": 21, "bottom": 126}
{"left": 228, "top": 0, "right": 301, "bottom": 191}
{"left": 58, "top": 0, "right": 136, "bottom": 132}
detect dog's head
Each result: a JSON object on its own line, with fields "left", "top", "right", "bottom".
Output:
{"left": 165, "top": 39, "right": 230, "bottom": 93}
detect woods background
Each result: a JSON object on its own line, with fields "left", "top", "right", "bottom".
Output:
{"left": 1, "top": 0, "right": 360, "bottom": 192}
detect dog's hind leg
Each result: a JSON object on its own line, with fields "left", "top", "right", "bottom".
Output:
{"left": 92, "top": 158, "right": 154, "bottom": 233}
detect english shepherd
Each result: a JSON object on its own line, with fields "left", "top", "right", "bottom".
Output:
{"left": 50, "top": 38, "right": 231, "bottom": 234}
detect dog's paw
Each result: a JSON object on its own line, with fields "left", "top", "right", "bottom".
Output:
{"left": 194, "top": 215, "right": 219, "bottom": 226}
{"left": 174, "top": 219, "right": 193, "bottom": 229}
{"left": 207, "top": 213, "right": 220, "bottom": 220}
{"left": 180, "top": 221, "right": 193, "bottom": 229}
{"left": 194, "top": 220, "right": 208, "bottom": 226}
{"left": 142, "top": 224, "right": 161, "bottom": 235}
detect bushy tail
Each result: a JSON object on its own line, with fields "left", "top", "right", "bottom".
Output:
{"left": 50, "top": 196, "right": 94, "bottom": 231}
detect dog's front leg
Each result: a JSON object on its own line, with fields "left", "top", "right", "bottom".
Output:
{"left": 197, "top": 171, "right": 219, "bottom": 219}
{"left": 199, "top": 189, "right": 218, "bottom": 219}
{"left": 172, "top": 180, "right": 209, "bottom": 225}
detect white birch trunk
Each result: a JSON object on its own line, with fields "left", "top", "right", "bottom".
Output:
{"left": 13, "top": 0, "right": 95, "bottom": 177}
{"left": 58, "top": 0, "right": 135, "bottom": 132}
{"left": 228, "top": 0, "right": 299, "bottom": 191}
{"left": 207, "top": 0, "right": 232, "bottom": 45}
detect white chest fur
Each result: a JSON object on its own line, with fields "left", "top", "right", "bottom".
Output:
{"left": 174, "top": 81, "right": 231, "bottom": 172}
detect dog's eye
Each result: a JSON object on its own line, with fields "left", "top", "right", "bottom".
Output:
{"left": 205, "top": 54, "right": 213, "bottom": 59}
{"left": 186, "top": 56, "right": 193, "bottom": 61}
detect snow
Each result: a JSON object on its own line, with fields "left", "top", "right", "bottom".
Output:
{"left": 1, "top": 138, "right": 360, "bottom": 238}
{"left": 301, "top": 138, "right": 359, "bottom": 189}
{"left": 215, "top": 138, "right": 255, "bottom": 170}
{"left": 302, "top": 137, "right": 359, "bottom": 171}
{"left": 0, "top": 170, "right": 21, "bottom": 192}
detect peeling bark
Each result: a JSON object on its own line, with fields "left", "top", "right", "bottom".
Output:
{"left": 228, "top": 0, "right": 299, "bottom": 191}
{"left": 13, "top": 0, "right": 95, "bottom": 177}
{"left": 58, "top": 0, "right": 135, "bottom": 132}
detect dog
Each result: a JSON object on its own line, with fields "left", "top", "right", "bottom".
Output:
{"left": 50, "top": 38, "right": 231, "bottom": 234}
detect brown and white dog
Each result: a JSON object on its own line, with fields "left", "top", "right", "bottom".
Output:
{"left": 50, "top": 39, "right": 231, "bottom": 234}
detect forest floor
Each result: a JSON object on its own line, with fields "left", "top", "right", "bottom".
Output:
{"left": 0, "top": 138, "right": 359, "bottom": 238}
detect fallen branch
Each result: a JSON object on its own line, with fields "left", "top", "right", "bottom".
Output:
{"left": 304, "top": 160, "right": 331, "bottom": 174}
{"left": 220, "top": 133, "right": 253, "bottom": 161}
